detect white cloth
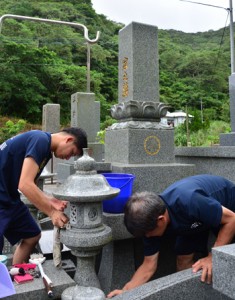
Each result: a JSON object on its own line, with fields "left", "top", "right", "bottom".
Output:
{"left": 53, "top": 226, "right": 62, "bottom": 268}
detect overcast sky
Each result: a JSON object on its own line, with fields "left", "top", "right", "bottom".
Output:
{"left": 91, "top": 0, "right": 233, "bottom": 33}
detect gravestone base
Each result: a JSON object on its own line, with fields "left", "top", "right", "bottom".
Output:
{"left": 88, "top": 142, "right": 104, "bottom": 162}
{"left": 105, "top": 128, "right": 175, "bottom": 164}
{"left": 56, "top": 162, "right": 75, "bottom": 184}
{"left": 220, "top": 132, "right": 235, "bottom": 146}
{"left": 110, "top": 163, "right": 195, "bottom": 194}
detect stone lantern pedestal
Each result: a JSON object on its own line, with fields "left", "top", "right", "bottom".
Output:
{"left": 53, "top": 149, "right": 119, "bottom": 290}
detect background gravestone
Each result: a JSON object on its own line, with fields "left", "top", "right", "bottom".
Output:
{"left": 57, "top": 92, "right": 106, "bottom": 184}
{"left": 42, "top": 103, "right": 60, "bottom": 133}
{"left": 71, "top": 92, "right": 103, "bottom": 162}
{"left": 41, "top": 103, "right": 60, "bottom": 178}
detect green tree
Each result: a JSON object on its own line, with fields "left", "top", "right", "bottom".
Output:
{"left": 0, "top": 0, "right": 232, "bottom": 129}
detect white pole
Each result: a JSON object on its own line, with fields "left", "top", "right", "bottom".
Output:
{"left": 87, "top": 42, "right": 91, "bottom": 93}
{"left": 229, "top": 0, "right": 235, "bottom": 74}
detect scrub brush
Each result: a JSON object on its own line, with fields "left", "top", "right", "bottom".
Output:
{"left": 29, "top": 253, "right": 54, "bottom": 298}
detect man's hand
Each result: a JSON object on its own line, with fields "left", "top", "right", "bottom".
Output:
{"left": 192, "top": 254, "right": 212, "bottom": 284}
{"left": 50, "top": 197, "right": 68, "bottom": 211}
{"left": 107, "top": 253, "right": 159, "bottom": 298}
{"left": 51, "top": 210, "right": 69, "bottom": 228}
{"left": 107, "top": 289, "right": 123, "bottom": 298}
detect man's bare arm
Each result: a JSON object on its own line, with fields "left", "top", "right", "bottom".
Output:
{"left": 18, "top": 157, "right": 68, "bottom": 227}
{"left": 192, "top": 206, "right": 235, "bottom": 283}
{"left": 107, "top": 252, "right": 159, "bottom": 298}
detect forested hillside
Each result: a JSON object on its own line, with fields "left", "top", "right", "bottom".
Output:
{"left": 0, "top": 0, "right": 232, "bottom": 127}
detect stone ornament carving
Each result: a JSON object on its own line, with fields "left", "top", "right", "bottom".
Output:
{"left": 88, "top": 207, "right": 98, "bottom": 221}
{"left": 144, "top": 135, "right": 161, "bottom": 156}
{"left": 108, "top": 120, "right": 171, "bottom": 130}
{"left": 111, "top": 100, "right": 169, "bottom": 121}
{"left": 70, "top": 205, "right": 77, "bottom": 224}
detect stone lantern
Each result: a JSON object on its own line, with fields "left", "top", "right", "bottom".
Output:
{"left": 53, "top": 148, "right": 119, "bottom": 289}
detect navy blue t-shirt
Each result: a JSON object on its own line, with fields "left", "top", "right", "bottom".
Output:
{"left": 143, "top": 174, "right": 235, "bottom": 256}
{"left": 0, "top": 130, "right": 52, "bottom": 206}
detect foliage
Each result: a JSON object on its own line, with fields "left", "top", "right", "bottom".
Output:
{"left": 174, "top": 123, "right": 188, "bottom": 146}
{"left": 174, "top": 120, "right": 231, "bottom": 147}
{"left": 96, "top": 130, "right": 105, "bottom": 144}
{"left": 158, "top": 28, "right": 230, "bottom": 125}
{"left": 0, "top": 0, "right": 121, "bottom": 124}
{"left": 0, "top": 0, "right": 232, "bottom": 137}
{"left": 0, "top": 119, "right": 26, "bottom": 143}
{"left": 96, "top": 116, "right": 116, "bottom": 144}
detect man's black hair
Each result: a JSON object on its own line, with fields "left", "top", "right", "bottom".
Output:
{"left": 61, "top": 127, "right": 87, "bottom": 155}
{"left": 124, "top": 191, "right": 166, "bottom": 238}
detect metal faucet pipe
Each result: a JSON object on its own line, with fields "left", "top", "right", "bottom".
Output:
{"left": 0, "top": 14, "right": 100, "bottom": 92}
{"left": 0, "top": 14, "right": 100, "bottom": 44}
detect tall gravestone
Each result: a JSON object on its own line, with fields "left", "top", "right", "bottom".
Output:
{"left": 71, "top": 92, "right": 103, "bottom": 161}
{"left": 57, "top": 92, "right": 105, "bottom": 184}
{"left": 105, "top": 22, "right": 195, "bottom": 194}
{"left": 42, "top": 103, "right": 60, "bottom": 175}
{"left": 42, "top": 103, "right": 60, "bottom": 133}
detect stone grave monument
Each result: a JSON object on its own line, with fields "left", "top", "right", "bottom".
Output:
{"left": 71, "top": 92, "right": 104, "bottom": 162}
{"left": 42, "top": 103, "right": 60, "bottom": 134}
{"left": 57, "top": 92, "right": 107, "bottom": 184}
{"left": 41, "top": 103, "right": 60, "bottom": 182}
{"left": 105, "top": 22, "right": 195, "bottom": 194}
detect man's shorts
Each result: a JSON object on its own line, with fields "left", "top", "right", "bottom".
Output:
{"left": 175, "top": 231, "right": 211, "bottom": 255}
{"left": 0, "top": 201, "right": 41, "bottom": 253}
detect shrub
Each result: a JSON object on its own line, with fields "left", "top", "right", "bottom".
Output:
{"left": 0, "top": 119, "right": 26, "bottom": 144}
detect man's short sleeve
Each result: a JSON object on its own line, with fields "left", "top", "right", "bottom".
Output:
{"left": 25, "top": 133, "right": 51, "bottom": 167}
{"left": 189, "top": 192, "right": 222, "bottom": 228}
{"left": 143, "top": 236, "right": 161, "bottom": 256}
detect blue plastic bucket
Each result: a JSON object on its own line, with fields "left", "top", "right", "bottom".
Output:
{"left": 102, "top": 173, "right": 135, "bottom": 213}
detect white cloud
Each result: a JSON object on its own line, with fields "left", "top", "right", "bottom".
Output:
{"left": 91, "top": 0, "right": 232, "bottom": 33}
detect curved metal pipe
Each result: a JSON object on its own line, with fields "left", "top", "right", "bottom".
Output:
{"left": 0, "top": 14, "right": 100, "bottom": 44}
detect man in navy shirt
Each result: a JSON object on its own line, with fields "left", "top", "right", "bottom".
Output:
{"left": 0, "top": 127, "right": 87, "bottom": 264}
{"left": 107, "top": 174, "right": 235, "bottom": 298}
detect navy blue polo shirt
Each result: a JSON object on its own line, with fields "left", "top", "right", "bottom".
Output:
{"left": 143, "top": 174, "right": 235, "bottom": 256}
{"left": 0, "top": 130, "right": 52, "bottom": 207}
